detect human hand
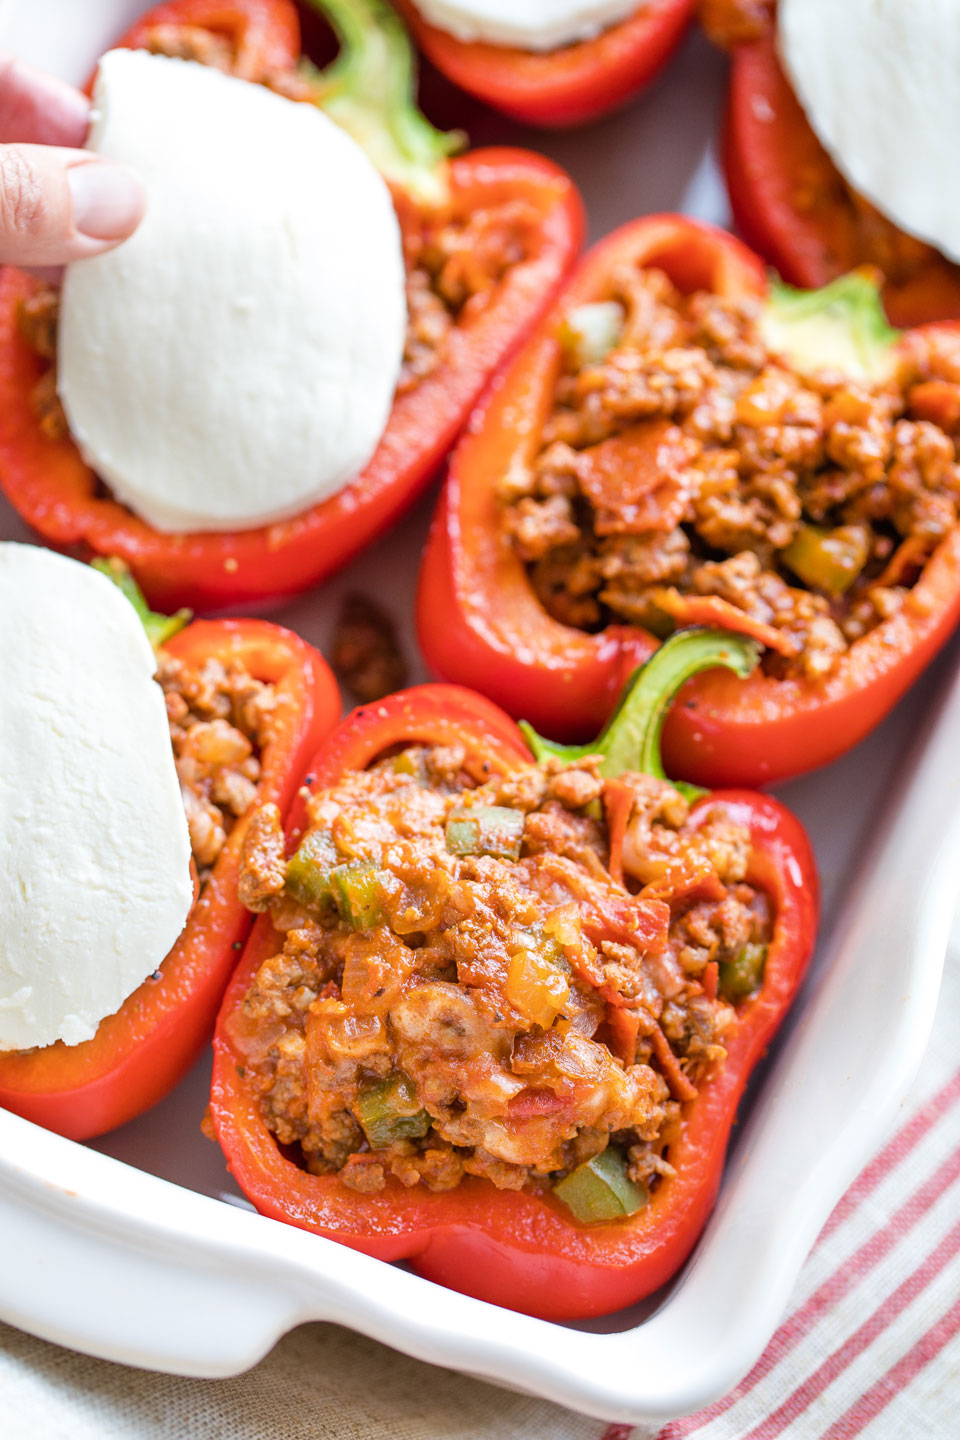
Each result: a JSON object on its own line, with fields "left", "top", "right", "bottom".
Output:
{"left": 0, "top": 52, "right": 145, "bottom": 269}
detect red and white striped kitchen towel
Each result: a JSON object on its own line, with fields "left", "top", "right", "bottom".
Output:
{"left": 1, "top": 955, "right": 957, "bottom": 1440}
{"left": 625, "top": 943, "right": 960, "bottom": 1440}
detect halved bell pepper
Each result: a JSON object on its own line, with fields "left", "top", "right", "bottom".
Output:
{"left": 716, "top": 19, "right": 960, "bottom": 328}
{"left": 0, "top": 585, "right": 340, "bottom": 1141}
{"left": 0, "top": 0, "right": 582, "bottom": 611}
{"left": 209, "top": 630, "right": 818, "bottom": 1320}
{"left": 417, "top": 212, "right": 960, "bottom": 786}
{"left": 118, "top": 0, "right": 303, "bottom": 73}
{"left": 394, "top": 0, "right": 695, "bottom": 129}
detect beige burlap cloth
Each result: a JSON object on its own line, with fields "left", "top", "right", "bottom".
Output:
{"left": 3, "top": 952, "right": 958, "bottom": 1440}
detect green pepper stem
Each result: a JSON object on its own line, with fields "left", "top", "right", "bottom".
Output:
{"left": 520, "top": 629, "right": 760, "bottom": 800}
{"left": 302, "top": 0, "right": 464, "bottom": 206}
{"left": 761, "top": 269, "right": 901, "bottom": 382}
{"left": 92, "top": 558, "right": 192, "bottom": 650}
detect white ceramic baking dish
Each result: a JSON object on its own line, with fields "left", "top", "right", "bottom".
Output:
{"left": 1, "top": 2, "right": 958, "bottom": 1424}
{"left": 0, "top": 636, "right": 957, "bottom": 1425}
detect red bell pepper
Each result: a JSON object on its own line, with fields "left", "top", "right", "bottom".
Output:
{"left": 0, "top": 606, "right": 340, "bottom": 1141}
{"left": 209, "top": 631, "right": 818, "bottom": 1320}
{"left": 118, "top": 0, "right": 302, "bottom": 71}
{"left": 394, "top": 0, "right": 695, "bottom": 129}
{"left": 719, "top": 22, "right": 960, "bottom": 328}
{"left": 0, "top": 0, "right": 582, "bottom": 612}
{"left": 417, "top": 212, "right": 960, "bottom": 787}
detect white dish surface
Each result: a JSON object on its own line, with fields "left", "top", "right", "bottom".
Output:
{"left": 0, "top": 1, "right": 957, "bottom": 1423}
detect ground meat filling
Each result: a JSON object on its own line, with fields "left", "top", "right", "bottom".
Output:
{"left": 17, "top": 288, "right": 65, "bottom": 441}
{"left": 331, "top": 592, "right": 408, "bottom": 705}
{"left": 15, "top": 27, "right": 532, "bottom": 441}
{"left": 232, "top": 747, "right": 772, "bottom": 1202}
{"left": 396, "top": 194, "right": 540, "bottom": 393}
{"left": 500, "top": 264, "right": 960, "bottom": 680}
{"left": 158, "top": 653, "right": 277, "bottom": 878}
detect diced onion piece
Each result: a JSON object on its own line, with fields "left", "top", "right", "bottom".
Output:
{"left": 558, "top": 302, "right": 625, "bottom": 369}
{"left": 391, "top": 749, "right": 426, "bottom": 779}
{"left": 506, "top": 948, "right": 570, "bottom": 1029}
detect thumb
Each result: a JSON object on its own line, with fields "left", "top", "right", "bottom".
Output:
{"left": 0, "top": 145, "right": 145, "bottom": 267}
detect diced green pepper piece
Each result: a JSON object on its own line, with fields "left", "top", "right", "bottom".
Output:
{"left": 445, "top": 805, "right": 525, "bottom": 860}
{"left": 285, "top": 830, "right": 338, "bottom": 909}
{"left": 718, "top": 942, "right": 767, "bottom": 1003}
{"left": 355, "top": 1072, "right": 431, "bottom": 1149}
{"left": 553, "top": 1147, "right": 647, "bottom": 1225}
{"left": 558, "top": 302, "right": 625, "bottom": 368}
{"left": 781, "top": 524, "right": 870, "bottom": 597}
{"left": 330, "top": 861, "right": 385, "bottom": 929}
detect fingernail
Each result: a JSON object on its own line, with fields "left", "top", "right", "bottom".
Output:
{"left": 68, "top": 161, "right": 145, "bottom": 241}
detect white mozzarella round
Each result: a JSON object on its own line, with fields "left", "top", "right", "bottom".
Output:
{"left": 779, "top": 0, "right": 960, "bottom": 264}
{"left": 58, "top": 49, "right": 406, "bottom": 533}
{"left": 413, "top": 0, "right": 643, "bottom": 52}
{"left": 0, "top": 545, "right": 194, "bottom": 1051}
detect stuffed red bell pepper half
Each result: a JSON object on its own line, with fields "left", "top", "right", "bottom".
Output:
{"left": 419, "top": 212, "right": 960, "bottom": 787}
{"left": 395, "top": 0, "right": 695, "bottom": 128}
{"left": 701, "top": 0, "right": 960, "bottom": 328}
{"left": 0, "top": 0, "right": 582, "bottom": 611}
{"left": 0, "top": 545, "right": 339, "bottom": 1141}
{"left": 209, "top": 629, "right": 817, "bottom": 1320}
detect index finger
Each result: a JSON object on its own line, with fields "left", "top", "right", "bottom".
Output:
{"left": 0, "top": 53, "right": 90, "bottom": 148}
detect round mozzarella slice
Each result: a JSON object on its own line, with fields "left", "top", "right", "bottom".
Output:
{"left": 779, "top": 0, "right": 960, "bottom": 264}
{"left": 57, "top": 50, "right": 406, "bottom": 533}
{"left": 412, "top": 0, "right": 643, "bottom": 52}
{"left": 0, "top": 545, "right": 193, "bottom": 1051}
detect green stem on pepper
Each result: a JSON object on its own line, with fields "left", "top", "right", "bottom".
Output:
{"left": 302, "top": 0, "right": 465, "bottom": 207}
{"left": 92, "top": 557, "right": 192, "bottom": 649}
{"left": 520, "top": 628, "right": 761, "bottom": 801}
{"left": 523, "top": 629, "right": 761, "bottom": 1224}
{"left": 761, "top": 267, "right": 902, "bottom": 382}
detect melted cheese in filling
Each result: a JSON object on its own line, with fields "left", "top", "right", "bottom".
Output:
{"left": 0, "top": 545, "right": 193, "bottom": 1051}
{"left": 779, "top": 0, "right": 960, "bottom": 264}
{"left": 413, "top": 0, "right": 643, "bottom": 52}
{"left": 58, "top": 49, "right": 406, "bottom": 533}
